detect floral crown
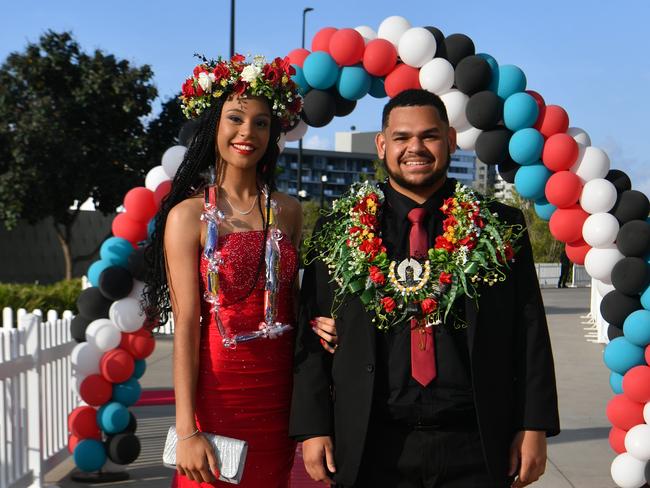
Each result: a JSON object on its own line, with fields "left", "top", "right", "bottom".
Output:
{"left": 180, "top": 53, "right": 303, "bottom": 130}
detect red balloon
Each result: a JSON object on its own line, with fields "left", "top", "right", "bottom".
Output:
{"left": 79, "top": 374, "right": 113, "bottom": 406}
{"left": 606, "top": 394, "right": 645, "bottom": 431}
{"left": 124, "top": 187, "right": 157, "bottom": 223}
{"left": 100, "top": 348, "right": 135, "bottom": 383}
{"left": 311, "top": 27, "right": 338, "bottom": 53}
{"left": 565, "top": 239, "right": 590, "bottom": 265}
{"left": 287, "top": 48, "right": 310, "bottom": 68}
{"left": 534, "top": 105, "right": 569, "bottom": 138}
{"left": 548, "top": 205, "right": 589, "bottom": 243}
{"left": 542, "top": 133, "right": 579, "bottom": 171}
{"left": 623, "top": 365, "right": 650, "bottom": 403}
{"left": 609, "top": 427, "right": 627, "bottom": 454}
{"left": 120, "top": 328, "right": 156, "bottom": 360}
{"left": 68, "top": 406, "right": 100, "bottom": 439}
{"left": 545, "top": 171, "right": 582, "bottom": 208}
{"left": 154, "top": 180, "right": 172, "bottom": 208}
{"left": 328, "top": 28, "right": 365, "bottom": 66}
{"left": 384, "top": 64, "right": 421, "bottom": 99}
{"left": 112, "top": 213, "right": 148, "bottom": 245}
{"left": 525, "top": 90, "right": 545, "bottom": 112}
{"left": 363, "top": 39, "right": 398, "bottom": 77}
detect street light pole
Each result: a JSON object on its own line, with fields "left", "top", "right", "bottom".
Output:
{"left": 229, "top": 0, "right": 235, "bottom": 57}
{"left": 320, "top": 174, "right": 328, "bottom": 209}
{"left": 297, "top": 7, "right": 313, "bottom": 198}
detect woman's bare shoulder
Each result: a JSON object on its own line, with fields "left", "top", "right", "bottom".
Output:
{"left": 165, "top": 196, "right": 203, "bottom": 238}
{"left": 272, "top": 191, "right": 301, "bottom": 216}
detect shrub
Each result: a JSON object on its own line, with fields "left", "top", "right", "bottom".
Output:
{"left": 0, "top": 279, "right": 81, "bottom": 313}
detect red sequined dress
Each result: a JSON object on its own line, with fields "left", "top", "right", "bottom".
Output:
{"left": 173, "top": 230, "right": 298, "bottom": 488}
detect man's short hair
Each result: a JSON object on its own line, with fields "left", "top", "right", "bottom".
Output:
{"left": 381, "top": 89, "right": 449, "bottom": 129}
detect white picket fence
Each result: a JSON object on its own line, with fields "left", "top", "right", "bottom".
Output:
{"left": 0, "top": 308, "right": 77, "bottom": 488}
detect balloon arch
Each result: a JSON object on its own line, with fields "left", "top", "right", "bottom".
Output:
{"left": 66, "top": 15, "right": 650, "bottom": 487}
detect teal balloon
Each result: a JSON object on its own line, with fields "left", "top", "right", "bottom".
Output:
{"left": 504, "top": 92, "right": 539, "bottom": 131}
{"left": 514, "top": 164, "right": 552, "bottom": 201}
{"left": 603, "top": 337, "right": 645, "bottom": 375}
{"left": 477, "top": 53, "right": 499, "bottom": 92}
{"left": 641, "top": 284, "right": 650, "bottom": 310}
{"left": 291, "top": 64, "right": 310, "bottom": 96}
{"left": 112, "top": 377, "right": 142, "bottom": 407}
{"left": 97, "top": 402, "right": 130, "bottom": 434}
{"left": 88, "top": 260, "right": 112, "bottom": 287}
{"left": 100, "top": 237, "right": 133, "bottom": 267}
{"left": 509, "top": 128, "right": 544, "bottom": 165}
{"left": 369, "top": 77, "right": 387, "bottom": 98}
{"left": 337, "top": 65, "right": 371, "bottom": 101}
{"left": 73, "top": 439, "right": 106, "bottom": 472}
{"left": 610, "top": 372, "right": 624, "bottom": 394}
{"left": 534, "top": 198, "right": 556, "bottom": 221}
{"left": 133, "top": 359, "right": 146, "bottom": 379}
{"left": 302, "top": 51, "right": 339, "bottom": 90}
{"left": 623, "top": 309, "right": 650, "bottom": 347}
{"left": 497, "top": 65, "right": 527, "bottom": 99}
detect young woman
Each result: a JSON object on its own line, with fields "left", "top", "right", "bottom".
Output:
{"left": 144, "top": 55, "right": 336, "bottom": 487}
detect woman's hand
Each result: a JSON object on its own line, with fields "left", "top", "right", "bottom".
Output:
{"left": 311, "top": 316, "right": 338, "bottom": 354}
{"left": 176, "top": 433, "right": 220, "bottom": 483}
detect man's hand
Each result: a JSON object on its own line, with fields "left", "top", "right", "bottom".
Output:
{"left": 509, "top": 430, "right": 547, "bottom": 487}
{"left": 302, "top": 436, "right": 336, "bottom": 484}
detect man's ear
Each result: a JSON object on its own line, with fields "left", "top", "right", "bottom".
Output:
{"left": 375, "top": 131, "right": 386, "bottom": 159}
{"left": 447, "top": 126, "right": 457, "bottom": 154}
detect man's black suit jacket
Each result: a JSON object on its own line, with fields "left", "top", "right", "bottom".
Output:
{"left": 289, "top": 200, "right": 560, "bottom": 486}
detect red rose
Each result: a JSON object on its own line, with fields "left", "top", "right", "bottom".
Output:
{"left": 505, "top": 242, "right": 515, "bottom": 261}
{"left": 439, "top": 272, "right": 452, "bottom": 285}
{"left": 349, "top": 226, "right": 362, "bottom": 236}
{"left": 279, "top": 56, "right": 294, "bottom": 75}
{"left": 359, "top": 237, "right": 384, "bottom": 259}
{"left": 289, "top": 97, "right": 302, "bottom": 113}
{"left": 353, "top": 200, "right": 368, "bottom": 213}
{"left": 181, "top": 78, "right": 195, "bottom": 97}
{"left": 263, "top": 64, "right": 282, "bottom": 84}
{"left": 420, "top": 298, "right": 438, "bottom": 315}
{"left": 381, "top": 297, "right": 396, "bottom": 313}
{"left": 359, "top": 213, "right": 377, "bottom": 228}
{"left": 193, "top": 65, "right": 207, "bottom": 77}
{"left": 367, "top": 193, "right": 379, "bottom": 203}
{"left": 368, "top": 266, "right": 386, "bottom": 285}
{"left": 474, "top": 217, "right": 485, "bottom": 228}
{"left": 443, "top": 216, "right": 457, "bottom": 230}
{"left": 458, "top": 234, "right": 476, "bottom": 250}
{"left": 435, "top": 235, "right": 454, "bottom": 252}
{"left": 233, "top": 80, "right": 248, "bottom": 95}
{"left": 212, "top": 63, "right": 230, "bottom": 81}
{"left": 231, "top": 54, "right": 246, "bottom": 64}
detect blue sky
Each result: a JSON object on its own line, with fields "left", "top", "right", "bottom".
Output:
{"left": 3, "top": 0, "right": 648, "bottom": 195}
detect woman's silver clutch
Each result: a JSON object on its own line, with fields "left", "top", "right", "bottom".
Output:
{"left": 162, "top": 426, "right": 248, "bottom": 484}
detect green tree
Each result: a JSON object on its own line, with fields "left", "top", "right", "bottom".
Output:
{"left": 371, "top": 158, "right": 387, "bottom": 182}
{"left": 146, "top": 95, "right": 185, "bottom": 167}
{"left": 0, "top": 31, "right": 157, "bottom": 279}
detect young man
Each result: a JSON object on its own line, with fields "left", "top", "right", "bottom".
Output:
{"left": 290, "top": 89, "right": 560, "bottom": 488}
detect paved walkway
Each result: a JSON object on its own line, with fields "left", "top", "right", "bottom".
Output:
{"left": 47, "top": 288, "right": 617, "bottom": 487}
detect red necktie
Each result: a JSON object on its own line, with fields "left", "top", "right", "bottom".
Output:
{"left": 407, "top": 208, "right": 437, "bottom": 386}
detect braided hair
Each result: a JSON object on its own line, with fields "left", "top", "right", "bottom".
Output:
{"left": 143, "top": 96, "right": 281, "bottom": 325}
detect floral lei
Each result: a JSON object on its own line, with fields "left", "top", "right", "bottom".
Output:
{"left": 306, "top": 181, "right": 523, "bottom": 331}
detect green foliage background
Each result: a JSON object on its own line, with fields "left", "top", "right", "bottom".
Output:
{"left": 0, "top": 279, "right": 81, "bottom": 312}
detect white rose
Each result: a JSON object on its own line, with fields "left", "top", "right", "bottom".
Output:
{"left": 198, "top": 72, "right": 212, "bottom": 92}
{"left": 240, "top": 65, "right": 261, "bottom": 83}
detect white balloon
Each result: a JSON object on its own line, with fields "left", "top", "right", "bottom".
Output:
{"left": 161, "top": 145, "right": 187, "bottom": 179}
{"left": 377, "top": 15, "right": 411, "bottom": 48}
{"left": 277, "top": 134, "right": 286, "bottom": 153}
{"left": 610, "top": 452, "right": 648, "bottom": 488}
{"left": 643, "top": 403, "right": 650, "bottom": 424}
{"left": 582, "top": 212, "right": 620, "bottom": 248}
{"left": 419, "top": 58, "right": 454, "bottom": 95}
{"left": 285, "top": 120, "right": 308, "bottom": 142}
{"left": 439, "top": 89, "right": 470, "bottom": 130}
{"left": 109, "top": 297, "right": 145, "bottom": 333}
{"left": 85, "top": 318, "right": 122, "bottom": 352}
{"left": 398, "top": 27, "right": 437, "bottom": 68}
{"left": 354, "top": 25, "right": 377, "bottom": 44}
{"left": 145, "top": 166, "right": 171, "bottom": 192}
{"left": 71, "top": 342, "right": 102, "bottom": 376}
{"left": 570, "top": 145, "right": 610, "bottom": 183}
{"left": 595, "top": 279, "right": 616, "bottom": 297}
{"left": 456, "top": 126, "right": 483, "bottom": 151}
{"left": 584, "top": 245, "right": 624, "bottom": 283}
{"left": 625, "top": 424, "right": 650, "bottom": 461}
{"left": 567, "top": 127, "right": 591, "bottom": 146}
{"left": 128, "top": 279, "right": 146, "bottom": 301}
{"left": 580, "top": 178, "right": 618, "bottom": 214}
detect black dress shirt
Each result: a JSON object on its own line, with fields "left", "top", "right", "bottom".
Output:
{"left": 372, "top": 178, "right": 476, "bottom": 427}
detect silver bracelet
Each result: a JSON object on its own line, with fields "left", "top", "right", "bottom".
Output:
{"left": 178, "top": 428, "right": 200, "bottom": 441}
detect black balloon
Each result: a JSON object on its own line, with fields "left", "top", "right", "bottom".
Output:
{"left": 127, "top": 248, "right": 147, "bottom": 282}
{"left": 99, "top": 266, "right": 134, "bottom": 301}
{"left": 301, "top": 89, "right": 336, "bottom": 128}
{"left": 70, "top": 315, "right": 91, "bottom": 343}
{"left": 125, "top": 412, "right": 137, "bottom": 433}
{"left": 178, "top": 119, "right": 200, "bottom": 147}
{"left": 76, "top": 287, "right": 112, "bottom": 320}
{"left": 600, "top": 290, "right": 642, "bottom": 327}
{"left": 610, "top": 190, "right": 650, "bottom": 224}
{"left": 454, "top": 56, "right": 492, "bottom": 96}
{"left": 607, "top": 325, "right": 624, "bottom": 341}
{"left": 605, "top": 169, "right": 632, "bottom": 193}
{"left": 423, "top": 26, "right": 447, "bottom": 59}
{"left": 475, "top": 127, "right": 512, "bottom": 165}
{"left": 333, "top": 90, "right": 356, "bottom": 117}
{"left": 611, "top": 257, "right": 650, "bottom": 296}
{"left": 466, "top": 90, "right": 502, "bottom": 130}
{"left": 617, "top": 220, "right": 650, "bottom": 257}
{"left": 444, "top": 33, "right": 475, "bottom": 67}
{"left": 106, "top": 433, "right": 141, "bottom": 465}
{"left": 498, "top": 156, "right": 521, "bottom": 184}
